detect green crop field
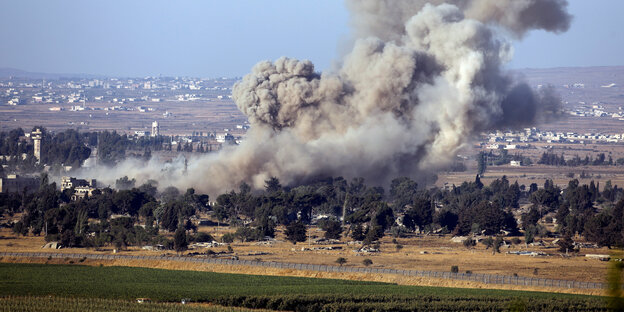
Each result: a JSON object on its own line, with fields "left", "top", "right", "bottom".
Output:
{"left": 0, "top": 296, "right": 262, "bottom": 312}
{"left": 0, "top": 263, "right": 608, "bottom": 311}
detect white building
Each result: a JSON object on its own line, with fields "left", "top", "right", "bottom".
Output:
{"left": 151, "top": 121, "right": 159, "bottom": 137}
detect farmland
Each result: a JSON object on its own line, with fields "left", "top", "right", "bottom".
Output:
{"left": 0, "top": 263, "right": 608, "bottom": 311}
{"left": 0, "top": 296, "right": 261, "bottom": 312}
{"left": 0, "top": 226, "right": 613, "bottom": 288}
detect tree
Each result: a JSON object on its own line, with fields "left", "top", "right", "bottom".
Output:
{"left": 320, "top": 219, "right": 343, "bottom": 239}
{"left": 362, "top": 258, "right": 373, "bottom": 266}
{"left": 493, "top": 236, "right": 503, "bottom": 254}
{"left": 521, "top": 205, "right": 541, "bottom": 229}
{"left": 403, "top": 196, "right": 433, "bottom": 231}
{"left": 285, "top": 220, "right": 307, "bottom": 244}
{"left": 235, "top": 226, "right": 260, "bottom": 242}
{"left": 174, "top": 227, "right": 188, "bottom": 254}
{"left": 524, "top": 225, "right": 536, "bottom": 247}
{"left": 264, "top": 177, "right": 282, "bottom": 193}
{"left": 194, "top": 232, "right": 214, "bottom": 243}
{"left": 477, "top": 152, "right": 487, "bottom": 175}
{"left": 350, "top": 223, "right": 366, "bottom": 241}
{"left": 435, "top": 209, "right": 458, "bottom": 232}
{"left": 336, "top": 257, "right": 347, "bottom": 266}
{"left": 389, "top": 177, "right": 418, "bottom": 210}
{"left": 115, "top": 176, "right": 136, "bottom": 190}
{"left": 363, "top": 225, "right": 383, "bottom": 245}
{"left": 557, "top": 234, "right": 575, "bottom": 254}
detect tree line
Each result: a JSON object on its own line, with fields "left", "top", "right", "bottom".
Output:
{"left": 537, "top": 152, "right": 622, "bottom": 167}
{"left": 3, "top": 172, "right": 624, "bottom": 252}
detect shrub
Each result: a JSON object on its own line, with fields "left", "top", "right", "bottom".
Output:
{"left": 390, "top": 226, "right": 407, "bottom": 238}
{"left": 463, "top": 238, "right": 476, "bottom": 248}
{"left": 193, "top": 232, "right": 214, "bottom": 243}
{"left": 336, "top": 257, "right": 347, "bottom": 266}
{"left": 481, "top": 237, "right": 494, "bottom": 249}
{"left": 363, "top": 259, "right": 373, "bottom": 266}
{"left": 451, "top": 266, "right": 459, "bottom": 273}
{"left": 221, "top": 233, "right": 235, "bottom": 244}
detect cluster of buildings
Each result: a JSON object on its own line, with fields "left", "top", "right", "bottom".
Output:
{"left": 1, "top": 76, "right": 236, "bottom": 107}
{"left": 567, "top": 103, "right": 624, "bottom": 121}
{"left": 3, "top": 87, "right": 23, "bottom": 105}
{"left": 0, "top": 175, "right": 99, "bottom": 201}
{"left": 483, "top": 127, "right": 624, "bottom": 148}
{"left": 60, "top": 176, "right": 98, "bottom": 200}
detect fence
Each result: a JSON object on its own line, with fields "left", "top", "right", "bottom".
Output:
{"left": 0, "top": 251, "right": 605, "bottom": 290}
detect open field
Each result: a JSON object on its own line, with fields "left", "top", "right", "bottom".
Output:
{"left": 0, "top": 98, "right": 247, "bottom": 136}
{"left": 438, "top": 164, "right": 624, "bottom": 191}
{"left": 440, "top": 139, "right": 624, "bottom": 191}
{"left": 0, "top": 263, "right": 608, "bottom": 311}
{"left": 0, "top": 227, "right": 614, "bottom": 295}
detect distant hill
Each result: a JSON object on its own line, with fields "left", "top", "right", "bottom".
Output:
{"left": 0, "top": 67, "right": 103, "bottom": 79}
{"left": 516, "top": 66, "right": 624, "bottom": 87}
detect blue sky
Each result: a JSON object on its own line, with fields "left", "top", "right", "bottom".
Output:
{"left": 0, "top": 0, "right": 621, "bottom": 77}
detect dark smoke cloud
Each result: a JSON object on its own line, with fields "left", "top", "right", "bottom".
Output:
{"left": 82, "top": 0, "right": 571, "bottom": 195}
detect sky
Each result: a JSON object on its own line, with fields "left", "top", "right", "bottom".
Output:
{"left": 0, "top": 0, "right": 622, "bottom": 77}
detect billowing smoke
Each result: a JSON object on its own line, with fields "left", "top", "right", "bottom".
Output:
{"left": 80, "top": 1, "right": 570, "bottom": 195}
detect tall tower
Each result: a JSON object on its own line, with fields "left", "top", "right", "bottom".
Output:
{"left": 151, "top": 121, "right": 159, "bottom": 137}
{"left": 32, "top": 128, "right": 42, "bottom": 163}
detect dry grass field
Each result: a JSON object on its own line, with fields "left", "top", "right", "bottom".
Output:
{"left": 438, "top": 164, "right": 624, "bottom": 191}
{"left": 439, "top": 138, "right": 624, "bottom": 191}
{"left": 0, "top": 226, "right": 614, "bottom": 296}
{"left": 0, "top": 99, "right": 247, "bottom": 136}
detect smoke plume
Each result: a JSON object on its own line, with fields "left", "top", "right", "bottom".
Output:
{"left": 82, "top": 0, "right": 571, "bottom": 195}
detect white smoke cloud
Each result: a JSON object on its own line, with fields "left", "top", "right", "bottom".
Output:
{"left": 79, "top": 1, "right": 570, "bottom": 196}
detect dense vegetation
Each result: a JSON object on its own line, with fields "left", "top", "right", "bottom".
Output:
{"left": 4, "top": 169, "right": 624, "bottom": 251}
{"left": 0, "top": 127, "right": 172, "bottom": 173}
{"left": 5, "top": 174, "right": 209, "bottom": 250}
{"left": 0, "top": 263, "right": 607, "bottom": 311}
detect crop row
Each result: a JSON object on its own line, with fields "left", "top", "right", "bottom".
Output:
{"left": 0, "top": 296, "right": 260, "bottom": 312}
{"left": 211, "top": 294, "right": 607, "bottom": 312}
